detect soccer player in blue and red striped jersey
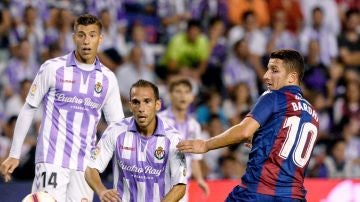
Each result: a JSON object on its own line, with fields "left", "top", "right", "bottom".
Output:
{"left": 178, "top": 49, "right": 319, "bottom": 202}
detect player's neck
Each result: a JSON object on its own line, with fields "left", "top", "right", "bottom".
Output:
{"left": 171, "top": 107, "right": 187, "bottom": 122}
{"left": 74, "top": 52, "right": 96, "bottom": 65}
{"left": 137, "top": 118, "right": 157, "bottom": 137}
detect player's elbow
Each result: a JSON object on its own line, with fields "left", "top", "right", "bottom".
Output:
{"left": 242, "top": 131, "right": 254, "bottom": 143}
{"left": 84, "top": 167, "right": 97, "bottom": 184}
{"left": 177, "top": 184, "right": 186, "bottom": 199}
{"left": 84, "top": 167, "right": 91, "bottom": 183}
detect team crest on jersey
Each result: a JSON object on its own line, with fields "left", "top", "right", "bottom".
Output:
{"left": 90, "top": 146, "right": 100, "bottom": 160}
{"left": 94, "top": 82, "right": 102, "bottom": 94}
{"left": 154, "top": 146, "right": 165, "bottom": 160}
{"left": 30, "top": 84, "right": 37, "bottom": 96}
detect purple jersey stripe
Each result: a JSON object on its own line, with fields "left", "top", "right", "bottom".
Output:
{"left": 62, "top": 111, "right": 75, "bottom": 168}
{"left": 77, "top": 113, "right": 91, "bottom": 171}
{"left": 45, "top": 106, "right": 60, "bottom": 163}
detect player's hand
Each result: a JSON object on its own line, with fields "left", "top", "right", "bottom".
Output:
{"left": 100, "top": 189, "right": 121, "bottom": 202}
{"left": 177, "top": 139, "right": 208, "bottom": 154}
{"left": 0, "top": 157, "right": 19, "bottom": 182}
{"left": 198, "top": 179, "right": 209, "bottom": 196}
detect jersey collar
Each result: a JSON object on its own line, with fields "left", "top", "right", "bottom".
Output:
{"left": 128, "top": 116, "right": 166, "bottom": 136}
{"left": 66, "top": 51, "right": 102, "bottom": 71}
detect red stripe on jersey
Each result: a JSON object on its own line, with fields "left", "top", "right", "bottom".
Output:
{"left": 292, "top": 118, "right": 319, "bottom": 198}
{"left": 257, "top": 92, "right": 302, "bottom": 197}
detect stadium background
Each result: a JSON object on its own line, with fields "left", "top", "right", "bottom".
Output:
{"left": 0, "top": 0, "right": 359, "bottom": 201}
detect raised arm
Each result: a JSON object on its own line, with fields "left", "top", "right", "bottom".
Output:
{"left": 177, "top": 117, "right": 260, "bottom": 153}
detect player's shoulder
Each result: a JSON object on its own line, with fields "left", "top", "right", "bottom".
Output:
{"left": 44, "top": 54, "right": 68, "bottom": 66}
{"left": 113, "top": 117, "right": 133, "bottom": 130}
{"left": 157, "top": 109, "right": 167, "bottom": 117}
{"left": 256, "top": 89, "right": 278, "bottom": 103}
{"left": 187, "top": 115, "right": 201, "bottom": 128}
{"left": 101, "top": 118, "right": 131, "bottom": 139}
{"left": 159, "top": 116, "right": 177, "bottom": 133}
{"left": 39, "top": 55, "right": 68, "bottom": 73}
{"left": 99, "top": 63, "right": 116, "bottom": 77}
{"left": 158, "top": 116, "right": 182, "bottom": 140}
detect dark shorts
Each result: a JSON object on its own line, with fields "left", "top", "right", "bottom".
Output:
{"left": 225, "top": 185, "right": 306, "bottom": 202}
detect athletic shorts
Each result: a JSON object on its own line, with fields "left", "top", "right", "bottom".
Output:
{"left": 31, "top": 163, "right": 93, "bottom": 202}
{"left": 225, "top": 185, "right": 306, "bottom": 202}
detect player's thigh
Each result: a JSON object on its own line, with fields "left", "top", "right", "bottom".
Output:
{"left": 31, "top": 163, "right": 70, "bottom": 202}
{"left": 66, "top": 169, "right": 93, "bottom": 202}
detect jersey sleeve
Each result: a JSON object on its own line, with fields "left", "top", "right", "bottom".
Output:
{"left": 248, "top": 91, "right": 276, "bottom": 126}
{"left": 102, "top": 71, "right": 124, "bottom": 124}
{"left": 87, "top": 124, "right": 118, "bottom": 173}
{"left": 191, "top": 120, "right": 203, "bottom": 160}
{"left": 168, "top": 134, "right": 187, "bottom": 186}
{"left": 26, "top": 62, "right": 53, "bottom": 108}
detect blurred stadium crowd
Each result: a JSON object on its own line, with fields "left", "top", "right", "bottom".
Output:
{"left": 0, "top": 0, "right": 359, "bottom": 182}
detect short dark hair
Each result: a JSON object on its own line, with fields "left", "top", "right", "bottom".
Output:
{"left": 345, "top": 8, "right": 359, "bottom": 20}
{"left": 169, "top": 78, "right": 192, "bottom": 92}
{"left": 74, "top": 13, "right": 102, "bottom": 32}
{"left": 186, "top": 19, "right": 202, "bottom": 31}
{"left": 130, "top": 79, "right": 159, "bottom": 100}
{"left": 312, "top": 6, "right": 323, "bottom": 15}
{"left": 270, "top": 49, "right": 305, "bottom": 81}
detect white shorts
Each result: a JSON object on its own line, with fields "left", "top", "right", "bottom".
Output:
{"left": 31, "top": 163, "right": 93, "bottom": 202}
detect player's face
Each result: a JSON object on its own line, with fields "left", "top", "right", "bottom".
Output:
{"left": 263, "top": 58, "right": 292, "bottom": 90}
{"left": 73, "top": 24, "right": 103, "bottom": 64}
{"left": 130, "top": 86, "right": 161, "bottom": 131}
{"left": 170, "top": 84, "right": 194, "bottom": 111}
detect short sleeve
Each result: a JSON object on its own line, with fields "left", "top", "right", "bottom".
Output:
{"left": 191, "top": 120, "right": 203, "bottom": 160}
{"left": 87, "top": 125, "right": 117, "bottom": 172}
{"left": 168, "top": 135, "right": 187, "bottom": 186}
{"left": 102, "top": 71, "right": 125, "bottom": 124}
{"left": 26, "top": 62, "right": 53, "bottom": 107}
{"left": 248, "top": 91, "right": 276, "bottom": 126}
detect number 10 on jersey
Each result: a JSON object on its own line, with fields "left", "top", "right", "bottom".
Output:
{"left": 279, "top": 116, "right": 318, "bottom": 168}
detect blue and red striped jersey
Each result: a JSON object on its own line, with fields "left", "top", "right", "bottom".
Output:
{"left": 241, "top": 85, "right": 319, "bottom": 200}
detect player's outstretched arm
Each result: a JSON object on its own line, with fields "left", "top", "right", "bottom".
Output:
{"left": 177, "top": 117, "right": 260, "bottom": 153}
{"left": 0, "top": 157, "right": 19, "bottom": 182}
{"left": 85, "top": 167, "right": 121, "bottom": 202}
{"left": 161, "top": 184, "right": 186, "bottom": 202}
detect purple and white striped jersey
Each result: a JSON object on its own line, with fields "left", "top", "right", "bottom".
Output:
{"left": 26, "top": 51, "right": 124, "bottom": 171}
{"left": 88, "top": 116, "right": 187, "bottom": 202}
{"left": 158, "top": 108, "right": 202, "bottom": 179}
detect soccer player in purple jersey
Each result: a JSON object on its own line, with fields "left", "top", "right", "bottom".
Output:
{"left": 158, "top": 78, "right": 209, "bottom": 201}
{"left": 178, "top": 49, "right": 319, "bottom": 202}
{"left": 0, "top": 14, "right": 124, "bottom": 202}
{"left": 85, "top": 79, "right": 187, "bottom": 202}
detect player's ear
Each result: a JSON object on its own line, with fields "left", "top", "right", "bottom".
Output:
{"left": 288, "top": 72, "right": 297, "bottom": 84}
{"left": 155, "top": 99, "right": 161, "bottom": 111}
{"left": 129, "top": 100, "right": 134, "bottom": 113}
{"left": 98, "top": 34, "right": 103, "bottom": 44}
